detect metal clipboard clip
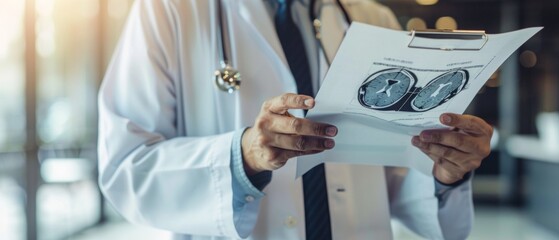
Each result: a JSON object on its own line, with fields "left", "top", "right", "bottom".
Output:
{"left": 408, "top": 29, "right": 488, "bottom": 51}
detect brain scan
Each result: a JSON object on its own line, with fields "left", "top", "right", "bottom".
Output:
{"left": 411, "top": 70, "right": 469, "bottom": 112}
{"left": 358, "top": 68, "right": 416, "bottom": 109}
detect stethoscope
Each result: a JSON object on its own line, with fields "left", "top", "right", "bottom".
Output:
{"left": 214, "top": 0, "right": 352, "bottom": 93}
{"left": 214, "top": 0, "right": 241, "bottom": 93}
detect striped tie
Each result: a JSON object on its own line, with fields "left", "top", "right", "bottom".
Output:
{"left": 274, "top": 1, "right": 332, "bottom": 239}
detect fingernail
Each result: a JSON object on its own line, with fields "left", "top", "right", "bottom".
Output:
{"left": 326, "top": 127, "right": 338, "bottom": 137}
{"left": 304, "top": 98, "right": 314, "bottom": 107}
{"left": 324, "top": 139, "right": 335, "bottom": 149}
{"left": 420, "top": 132, "right": 432, "bottom": 142}
{"left": 441, "top": 114, "right": 452, "bottom": 124}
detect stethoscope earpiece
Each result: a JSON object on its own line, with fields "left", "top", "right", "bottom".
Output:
{"left": 215, "top": 64, "right": 242, "bottom": 94}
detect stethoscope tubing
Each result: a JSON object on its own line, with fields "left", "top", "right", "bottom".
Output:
{"left": 216, "top": 0, "right": 231, "bottom": 67}
{"left": 215, "top": 0, "right": 352, "bottom": 93}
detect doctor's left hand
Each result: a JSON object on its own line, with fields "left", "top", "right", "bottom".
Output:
{"left": 411, "top": 113, "right": 493, "bottom": 185}
{"left": 241, "top": 93, "right": 338, "bottom": 176}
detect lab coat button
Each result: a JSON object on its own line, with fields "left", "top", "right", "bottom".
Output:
{"left": 284, "top": 216, "right": 297, "bottom": 228}
{"left": 245, "top": 195, "right": 255, "bottom": 203}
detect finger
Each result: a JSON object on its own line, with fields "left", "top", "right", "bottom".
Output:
{"left": 269, "top": 134, "right": 335, "bottom": 151}
{"left": 412, "top": 137, "right": 469, "bottom": 167}
{"left": 264, "top": 93, "right": 314, "bottom": 115}
{"left": 418, "top": 130, "right": 480, "bottom": 154}
{"left": 440, "top": 113, "right": 493, "bottom": 136}
{"left": 268, "top": 115, "right": 338, "bottom": 137}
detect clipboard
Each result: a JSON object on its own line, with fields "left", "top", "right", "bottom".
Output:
{"left": 408, "top": 29, "right": 488, "bottom": 51}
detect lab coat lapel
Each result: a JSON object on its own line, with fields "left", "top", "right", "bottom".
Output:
{"left": 237, "top": 0, "right": 290, "bottom": 73}
{"left": 232, "top": 0, "right": 303, "bottom": 118}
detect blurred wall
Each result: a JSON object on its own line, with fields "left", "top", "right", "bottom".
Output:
{"left": 0, "top": 0, "right": 134, "bottom": 239}
{"left": 1, "top": 0, "right": 558, "bottom": 239}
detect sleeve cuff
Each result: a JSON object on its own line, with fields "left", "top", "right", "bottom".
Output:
{"left": 230, "top": 128, "right": 272, "bottom": 209}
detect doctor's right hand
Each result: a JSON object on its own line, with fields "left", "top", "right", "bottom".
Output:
{"left": 241, "top": 93, "right": 338, "bottom": 176}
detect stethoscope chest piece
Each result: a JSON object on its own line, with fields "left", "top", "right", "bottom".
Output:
{"left": 215, "top": 64, "right": 241, "bottom": 93}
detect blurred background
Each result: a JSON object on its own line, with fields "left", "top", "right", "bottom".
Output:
{"left": 0, "top": 0, "right": 557, "bottom": 239}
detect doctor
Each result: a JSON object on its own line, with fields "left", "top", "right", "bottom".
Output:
{"left": 98, "top": 0, "right": 492, "bottom": 239}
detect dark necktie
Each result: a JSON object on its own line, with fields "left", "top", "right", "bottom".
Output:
{"left": 274, "top": 1, "right": 332, "bottom": 239}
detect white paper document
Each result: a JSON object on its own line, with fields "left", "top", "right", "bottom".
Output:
{"left": 296, "top": 23, "right": 542, "bottom": 177}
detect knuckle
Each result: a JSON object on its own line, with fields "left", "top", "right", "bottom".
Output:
{"left": 295, "top": 136, "right": 306, "bottom": 151}
{"left": 476, "top": 118, "right": 489, "bottom": 132}
{"left": 280, "top": 93, "right": 292, "bottom": 105}
{"left": 465, "top": 139, "right": 477, "bottom": 152}
{"left": 483, "top": 127, "right": 492, "bottom": 137}
{"left": 424, "top": 143, "right": 433, "bottom": 153}
{"left": 256, "top": 135, "right": 269, "bottom": 146}
{"left": 432, "top": 145, "right": 441, "bottom": 155}
{"left": 466, "top": 115, "right": 477, "bottom": 124}
{"left": 313, "top": 123, "right": 323, "bottom": 136}
{"left": 431, "top": 133, "right": 442, "bottom": 143}
{"left": 454, "top": 135, "right": 465, "bottom": 147}
{"left": 481, "top": 144, "right": 491, "bottom": 157}
{"left": 261, "top": 100, "right": 272, "bottom": 111}
{"left": 466, "top": 122, "right": 476, "bottom": 131}
{"left": 443, "top": 147, "right": 454, "bottom": 158}
{"left": 487, "top": 125, "right": 495, "bottom": 137}
{"left": 418, "top": 140, "right": 428, "bottom": 149}
{"left": 290, "top": 118, "right": 303, "bottom": 133}
{"left": 255, "top": 118, "right": 267, "bottom": 130}
{"left": 473, "top": 142, "right": 485, "bottom": 156}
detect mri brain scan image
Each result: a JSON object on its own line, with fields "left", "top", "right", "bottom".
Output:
{"left": 411, "top": 69, "right": 469, "bottom": 112}
{"left": 358, "top": 68, "right": 416, "bottom": 109}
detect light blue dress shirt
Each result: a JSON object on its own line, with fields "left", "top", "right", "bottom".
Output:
{"left": 229, "top": 127, "right": 470, "bottom": 212}
{"left": 230, "top": 128, "right": 272, "bottom": 211}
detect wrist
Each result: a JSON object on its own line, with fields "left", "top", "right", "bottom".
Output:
{"left": 436, "top": 171, "right": 472, "bottom": 187}
{"left": 241, "top": 127, "right": 261, "bottom": 176}
{"left": 243, "top": 160, "right": 260, "bottom": 176}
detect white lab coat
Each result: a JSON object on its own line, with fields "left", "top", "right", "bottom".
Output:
{"left": 98, "top": 0, "right": 474, "bottom": 239}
